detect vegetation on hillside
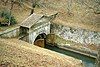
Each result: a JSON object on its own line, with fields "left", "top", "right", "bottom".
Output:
{"left": 0, "top": 10, "right": 16, "bottom": 26}
{"left": 0, "top": 0, "right": 100, "bottom": 31}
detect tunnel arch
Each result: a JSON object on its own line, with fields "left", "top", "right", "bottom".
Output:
{"left": 34, "top": 33, "right": 46, "bottom": 42}
{"left": 34, "top": 33, "right": 46, "bottom": 47}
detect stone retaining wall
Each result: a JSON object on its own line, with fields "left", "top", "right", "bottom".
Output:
{"left": 51, "top": 23, "right": 100, "bottom": 45}
{"left": 0, "top": 26, "right": 20, "bottom": 38}
{"left": 0, "top": 23, "right": 100, "bottom": 45}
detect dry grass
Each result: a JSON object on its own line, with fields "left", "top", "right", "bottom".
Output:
{"left": 0, "top": 0, "right": 100, "bottom": 32}
{"left": 0, "top": 38, "right": 83, "bottom": 67}
{"left": 42, "top": 0, "right": 100, "bottom": 32}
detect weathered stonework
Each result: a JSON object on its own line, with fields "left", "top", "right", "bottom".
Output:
{"left": 0, "top": 27, "right": 20, "bottom": 38}
{"left": 0, "top": 13, "right": 99, "bottom": 46}
{"left": 29, "top": 22, "right": 50, "bottom": 44}
{"left": 51, "top": 23, "right": 100, "bottom": 45}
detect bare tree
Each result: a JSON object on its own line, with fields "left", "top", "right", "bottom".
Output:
{"left": 66, "top": 0, "right": 73, "bottom": 17}
{"left": 1, "top": 0, "right": 24, "bottom": 25}
{"left": 1, "top": 0, "right": 9, "bottom": 5}
{"left": 77, "top": 0, "right": 100, "bottom": 14}
{"left": 30, "top": 0, "right": 37, "bottom": 15}
{"left": 29, "top": 0, "right": 45, "bottom": 15}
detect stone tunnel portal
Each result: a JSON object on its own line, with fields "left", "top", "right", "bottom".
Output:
{"left": 34, "top": 33, "right": 46, "bottom": 47}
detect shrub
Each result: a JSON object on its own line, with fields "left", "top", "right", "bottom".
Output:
{"left": 0, "top": 18, "right": 9, "bottom": 23}
{"left": 0, "top": 10, "right": 16, "bottom": 25}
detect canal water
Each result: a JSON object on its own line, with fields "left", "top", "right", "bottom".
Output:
{"left": 45, "top": 45, "right": 96, "bottom": 67}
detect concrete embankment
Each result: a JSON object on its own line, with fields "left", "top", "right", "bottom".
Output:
{"left": 57, "top": 45, "right": 97, "bottom": 59}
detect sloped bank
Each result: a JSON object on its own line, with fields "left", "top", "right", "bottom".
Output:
{"left": 0, "top": 39, "right": 83, "bottom": 67}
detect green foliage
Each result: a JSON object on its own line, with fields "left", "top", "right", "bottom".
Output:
{"left": 0, "top": 10, "right": 16, "bottom": 25}
{"left": 0, "top": 18, "right": 9, "bottom": 23}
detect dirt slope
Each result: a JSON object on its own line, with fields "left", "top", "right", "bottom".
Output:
{"left": 35, "top": 0, "right": 100, "bottom": 32}
{"left": 0, "top": 38, "right": 83, "bottom": 67}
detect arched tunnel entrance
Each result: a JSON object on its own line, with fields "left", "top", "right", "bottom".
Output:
{"left": 34, "top": 33, "right": 55, "bottom": 48}
{"left": 34, "top": 33, "right": 46, "bottom": 47}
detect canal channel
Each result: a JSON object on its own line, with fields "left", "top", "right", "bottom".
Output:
{"left": 45, "top": 44, "right": 96, "bottom": 67}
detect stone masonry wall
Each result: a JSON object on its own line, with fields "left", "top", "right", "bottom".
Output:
{"left": 51, "top": 23, "right": 100, "bottom": 45}
{"left": 29, "top": 22, "right": 50, "bottom": 44}
{"left": 0, "top": 27, "right": 20, "bottom": 38}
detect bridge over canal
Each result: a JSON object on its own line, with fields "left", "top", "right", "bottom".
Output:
{"left": 19, "top": 13, "right": 97, "bottom": 59}
{"left": 19, "top": 13, "right": 57, "bottom": 47}
{"left": 0, "top": 13, "right": 99, "bottom": 67}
